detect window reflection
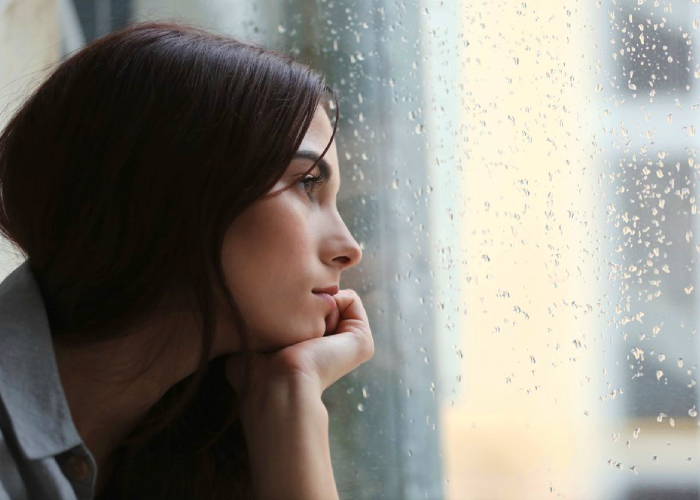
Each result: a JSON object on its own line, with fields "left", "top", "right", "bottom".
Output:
{"left": 615, "top": 3, "right": 693, "bottom": 94}
{"left": 613, "top": 153, "right": 698, "bottom": 419}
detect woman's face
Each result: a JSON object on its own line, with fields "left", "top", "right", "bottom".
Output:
{"left": 217, "top": 107, "right": 363, "bottom": 354}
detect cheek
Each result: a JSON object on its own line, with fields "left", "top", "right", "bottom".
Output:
{"left": 222, "top": 203, "right": 298, "bottom": 284}
{"left": 220, "top": 205, "right": 320, "bottom": 345}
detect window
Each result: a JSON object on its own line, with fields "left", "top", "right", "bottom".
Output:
{"left": 615, "top": 2, "right": 693, "bottom": 94}
{"left": 2, "top": 0, "right": 700, "bottom": 497}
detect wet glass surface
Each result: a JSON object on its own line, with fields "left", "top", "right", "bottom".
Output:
{"left": 3, "top": 0, "right": 700, "bottom": 498}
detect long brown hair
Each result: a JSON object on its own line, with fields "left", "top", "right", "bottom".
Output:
{"left": 0, "top": 21, "right": 339, "bottom": 499}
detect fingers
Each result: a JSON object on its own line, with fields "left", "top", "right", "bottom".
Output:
{"left": 308, "top": 328, "right": 374, "bottom": 391}
{"left": 271, "top": 289, "right": 374, "bottom": 393}
{"left": 333, "top": 289, "right": 370, "bottom": 329}
{"left": 225, "top": 289, "right": 374, "bottom": 402}
{"left": 323, "top": 304, "right": 340, "bottom": 335}
{"left": 311, "top": 289, "right": 374, "bottom": 390}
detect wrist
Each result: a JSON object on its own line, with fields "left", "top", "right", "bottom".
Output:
{"left": 244, "top": 393, "right": 337, "bottom": 500}
{"left": 240, "top": 373, "right": 327, "bottom": 430}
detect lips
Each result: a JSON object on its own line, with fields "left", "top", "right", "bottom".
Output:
{"left": 313, "top": 291, "right": 338, "bottom": 310}
{"left": 312, "top": 285, "right": 339, "bottom": 296}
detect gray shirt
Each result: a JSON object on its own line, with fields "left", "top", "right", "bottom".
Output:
{"left": 0, "top": 261, "right": 97, "bottom": 499}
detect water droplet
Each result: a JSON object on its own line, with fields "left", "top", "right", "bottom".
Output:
{"left": 633, "top": 427, "right": 641, "bottom": 439}
{"left": 277, "top": 25, "right": 286, "bottom": 33}
{"left": 653, "top": 456, "right": 660, "bottom": 464}
{"left": 357, "top": 403, "right": 364, "bottom": 412}
{"left": 657, "top": 370, "right": 664, "bottom": 381}
{"left": 362, "top": 386, "right": 369, "bottom": 399}
{"left": 679, "top": 358, "right": 684, "bottom": 368}
{"left": 631, "top": 347, "right": 645, "bottom": 360}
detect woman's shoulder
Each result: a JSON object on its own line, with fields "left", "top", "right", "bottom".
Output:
{"left": 0, "top": 411, "right": 87, "bottom": 500}
{"left": 0, "top": 262, "right": 95, "bottom": 500}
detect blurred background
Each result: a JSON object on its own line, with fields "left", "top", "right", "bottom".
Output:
{"left": 2, "top": 0, "right": 700, "bottom": 498}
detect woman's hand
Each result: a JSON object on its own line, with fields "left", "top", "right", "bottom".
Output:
{"left": 225, "top": 288, "right": 374, "bottom": 412}
{"left": 223, "top": 289, "right": 374, "bottom": 500}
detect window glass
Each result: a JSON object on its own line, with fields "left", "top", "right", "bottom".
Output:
{"left": 1, "top": 0, "right": 700, "bottom": 497}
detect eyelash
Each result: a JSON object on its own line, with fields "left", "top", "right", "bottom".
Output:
{"left": 299, "top": 173, "right": 324, "bottom": 199}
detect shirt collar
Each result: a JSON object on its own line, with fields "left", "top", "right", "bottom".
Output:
{"left": 0, "top": 260, "right": 83, "bottom": 459}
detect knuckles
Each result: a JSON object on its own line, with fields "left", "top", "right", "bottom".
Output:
{"left": 353, "top": 327, "right": 375, "bottom": 363}
{"left": 360, "top": 333, "right": 374, "bottom": 363}
{"left": 226, "top": 289, "right": 375, "bottom": 416}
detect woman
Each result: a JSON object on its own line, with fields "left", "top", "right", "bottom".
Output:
{"left": 0, "top": 21, "right": 374, "bottom": 500}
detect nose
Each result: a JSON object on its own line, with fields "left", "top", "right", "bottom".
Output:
{"left": 328, "top": 211, "right": 362, "bottom": 270}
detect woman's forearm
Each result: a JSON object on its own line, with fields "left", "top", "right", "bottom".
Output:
{"left": 225, "top": 290, "right": 374, "bottom": 500}
{"left": 243, "top": 387, "right": 339, "bottom": 500}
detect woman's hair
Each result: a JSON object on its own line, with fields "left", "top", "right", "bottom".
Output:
{"left": 0, "top": 21, "right": 339, "bottom": 499}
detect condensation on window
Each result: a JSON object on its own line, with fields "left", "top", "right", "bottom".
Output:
{"left": 2, "top": 0, "right": 700, "bottom": 498}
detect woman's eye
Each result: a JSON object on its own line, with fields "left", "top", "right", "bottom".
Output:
{"left": 299, "top": 174, "right": 324, "bottom": 198}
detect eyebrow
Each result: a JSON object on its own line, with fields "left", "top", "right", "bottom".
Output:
{"left": 293, "top": 150, "right": 333, "bottom": 182}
